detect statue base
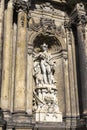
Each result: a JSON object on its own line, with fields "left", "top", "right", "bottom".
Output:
{"left": 35, "top": 111, "right": 62, "bottom": 122}
{"left": 33, "top": 84, "right": 62, "bottom": 122}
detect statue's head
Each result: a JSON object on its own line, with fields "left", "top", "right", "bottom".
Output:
{"left": 41, "top": 43, "right": 48, "bottom": 51}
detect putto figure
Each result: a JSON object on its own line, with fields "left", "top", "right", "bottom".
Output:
{"left": 33, "top": 43, "right": 56, "bottom": 86}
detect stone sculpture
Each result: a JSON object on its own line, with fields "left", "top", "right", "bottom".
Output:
{"left": 33, "top": 43, "right": 56, "bottom": 86}
{"left": 33, "top": 43, "right": 62, "bottom": 122}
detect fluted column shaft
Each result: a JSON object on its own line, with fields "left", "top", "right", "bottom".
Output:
{"left": 14, "top": 9, "right": 27, "bottom": 111}
{"left": 1, "top": 0, "right": 13, "bottom": 110}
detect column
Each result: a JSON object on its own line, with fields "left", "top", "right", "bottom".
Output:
{"left": 14, "top": 8, "right": 27, "bottom": 111}
{"left": 1, "top": 0, "right": 13, "bottom": 110}
{"left": 77, "top": 23, "right": 87, "bottom": 116}
{"left": 71, "top": 2, "right": 87, "bottom": 118}
{"left": 71, "top": 30, "right": 80, "bottom": 118}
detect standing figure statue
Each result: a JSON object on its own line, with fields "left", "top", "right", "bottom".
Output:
{"left": 33, "top": 43, "right": 56, "bottom": 85}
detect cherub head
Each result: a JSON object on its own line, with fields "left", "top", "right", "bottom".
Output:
{"left": 41, "top": 43, "right": 48, "bottom": 52}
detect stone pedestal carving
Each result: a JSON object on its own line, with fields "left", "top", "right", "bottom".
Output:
{"left": 33, "top": 86, "right": 62, "bottom": 122}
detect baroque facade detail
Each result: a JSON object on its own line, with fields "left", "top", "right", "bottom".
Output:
{"left": 0, "top": 0, "right": 87, "bottom": 130}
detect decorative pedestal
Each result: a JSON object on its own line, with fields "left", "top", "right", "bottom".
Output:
{"left": 33, "top": 85, "right": 62, "bottom": 122}
{"left": 36, "top": 112, "right": 62, "bottom": 122}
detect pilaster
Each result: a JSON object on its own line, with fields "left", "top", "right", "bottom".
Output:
{"left": 65, "top": 22, "right": 79, "bottom": 127}
{"left": 27, "top": 43, "right": 33, "bottom": 114}
{"left": 10, "top": 22, "right": 17, "bottom": 112}
{"left": 14, "top": 1, "right": 28, "bottom": 111}
{"left": 64, "top": 18, "right": 80, "bottom": 128}
{"left": 62, "top": 50, "right": 71, "bottom": 128}
{"left": 1, "top": 0, "right": 13, "bottom": 111}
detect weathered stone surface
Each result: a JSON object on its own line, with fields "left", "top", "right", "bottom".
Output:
{"left": 0, "top": 0, "right": 87, "bottom": 130}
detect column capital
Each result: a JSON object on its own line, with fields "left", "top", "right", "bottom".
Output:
{"left": 13, "top": 0, "right": 30, "bottom": 12}
{"left": 70, "top": 3, "right": 87, "bottom": 26}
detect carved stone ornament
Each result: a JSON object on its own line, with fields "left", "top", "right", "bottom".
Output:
{"left": 39, "top": 2, "right": 54, "bottom": 13}
{"left": 40, "top": 18, "right": 56, "bottom": 33}
{"left": 29, "top": 17, "right": 65, "bottom": 37}
{"left": 70, "top": 3, "right": 87, "bottom": 39}
{"left": 13, "top": 0, "right": 30, "bottom": 12}
{"left": 33, "top": 43, "right": 56, "bottom": 86}
{"left": 72, "top": 14, "right": 87, "bottom": 26}
{"left": 71, "top": 3, "right": 87, "bottom": 26}
{"left": 28, "top": 44, "right": 33, "bottom": 55}
{"left": 64, "top": 20, "right": 71, "bottom": 31}
{"left": 33, "top": 43, "right": 62, "bottom": 122}
{"left": 75, "top": 2, "right": 85, "bottom": 11}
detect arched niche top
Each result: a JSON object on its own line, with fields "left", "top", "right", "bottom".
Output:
{"left": 28, "top": 30, "right": 66, "bottom": 51}
{"left": 33, "top": 33, "right": 62, "bottom": 54}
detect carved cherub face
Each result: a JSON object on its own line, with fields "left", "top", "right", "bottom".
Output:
{"left": 41, "top": 43, "right": 48, "bottom": 52}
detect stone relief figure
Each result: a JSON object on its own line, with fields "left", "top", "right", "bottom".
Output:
{"left": 33, "top": 43, "right": 56, "bottom": 86}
